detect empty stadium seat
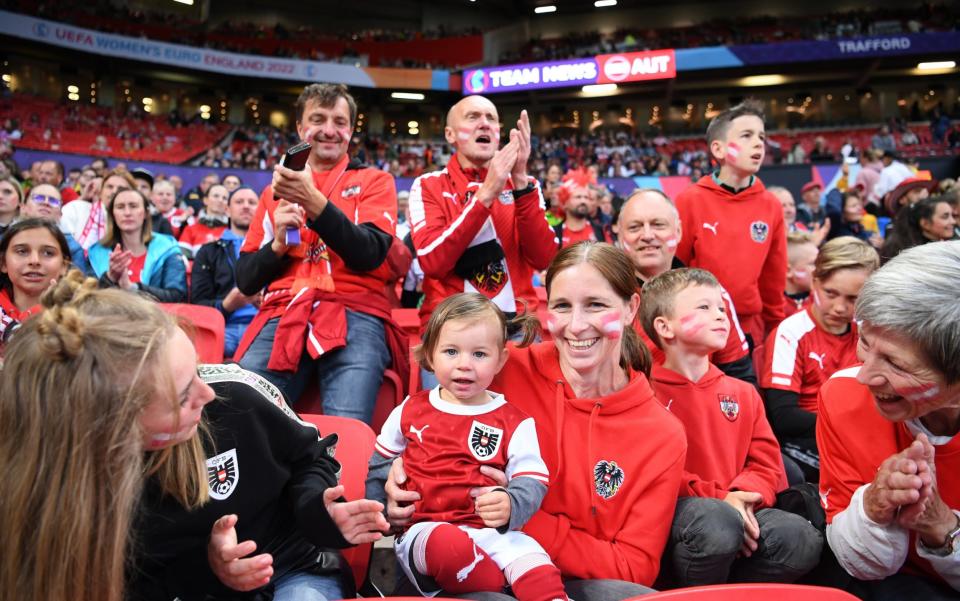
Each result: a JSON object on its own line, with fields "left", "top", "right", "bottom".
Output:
{"left": 297, "top": 413, "right": 378, "bottom": 594}
{"left": 630, "top": 583, "right": 859, "bottom": 600}
{"left": 297, "top": 368, "right": 404, "bottom": 435}
{"left": 160, "top": 303, "right": 225, "bottom": 363}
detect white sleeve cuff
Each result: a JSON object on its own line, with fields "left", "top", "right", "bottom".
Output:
{"left": 916, "top": 510, "right": 960, "bottom": 591}
{"left": 826, "top": 484, "right": 910, "bottom": 580}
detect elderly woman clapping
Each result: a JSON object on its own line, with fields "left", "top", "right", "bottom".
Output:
{"left": 817, "top": 240, "right": 960, "bottom": 600}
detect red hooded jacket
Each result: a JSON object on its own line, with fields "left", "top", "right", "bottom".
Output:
{"left": 491, "top": 342, "right": 687, "bottom": 585}
{"left": 651, "top": 363, "right": 786, "bottom": 508}
{"left": 674, "top": 175, "right": 787, "bottom": 330}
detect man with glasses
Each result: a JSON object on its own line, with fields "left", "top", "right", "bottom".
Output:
{"left": 19, "top": 184, "right": 88, "bottom": 272}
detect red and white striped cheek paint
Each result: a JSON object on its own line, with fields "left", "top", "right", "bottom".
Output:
{"left": 812, "top": 290, "right": 822, "bottom": 307}
{"left": 726, "top": 142, "right": 741, "bottom": 158}
{"left": 546, "top": 314, "right": 562, "bottom": 337}
{"left": 600, "top": 312, "right": 623, "bottom": 339}
{"left": 665, "top": 235, "right": 679, "bottom": 249}
{"left": 897, "top": 382, "right": 941, "bottom": 403}
{"left": 680, "top": 313, "right": 704, "bottom": 336}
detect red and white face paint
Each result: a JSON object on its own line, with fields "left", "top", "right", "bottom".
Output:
{"left": 856, "top": 324, "right": 960, "bottom": 423}
{"left": 718, "top": 115, "right": 765, "bottom": 174}
{"left": 448, "top": 96, "right": 501, "bottom": 166}
{"left": 726, "top": 141, "right": 741, "bottom": 159}
{"left": 297, "top": 97, "right": 353, "bottom": 167}
{"left": 660, "top": 284, "right": 729, "bottom": 353}
{"left": 547, "top": 263, "right": 637, "bottom": 374}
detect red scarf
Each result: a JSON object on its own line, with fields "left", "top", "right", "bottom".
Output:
{"left": 286, "top": 155, "right": 349, "bottom": 294}
{"left": 0, "top": 288, "right": 41, "bottom": 341}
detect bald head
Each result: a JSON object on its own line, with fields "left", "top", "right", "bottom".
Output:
{"left": 446, "top": 95, "right": 501, "bottom": 168}
{"left": 618, "top": 189, "right": 679, "bottom": 226}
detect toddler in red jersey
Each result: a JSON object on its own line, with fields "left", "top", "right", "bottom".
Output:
{"left": 640, "top": 268, "right": 822, "bottom": 587}
{"left": 367, "top": 293, "right": 568, "bottom": 601}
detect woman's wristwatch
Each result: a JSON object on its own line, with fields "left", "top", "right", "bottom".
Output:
{"left": 920, "top": 512, "right": 960, "bottom": 557}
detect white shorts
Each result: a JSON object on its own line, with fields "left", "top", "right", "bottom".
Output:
{"left": 395, "top": 521, "right": 549, "bottom": 597}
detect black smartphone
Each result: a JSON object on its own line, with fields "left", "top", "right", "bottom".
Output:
{"left": 282, "top": 141, "right": 312, "bottom": 171}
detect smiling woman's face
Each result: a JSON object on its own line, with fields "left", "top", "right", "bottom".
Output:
{"left": 856, "top": 323, "right": 960, "bottom": 423}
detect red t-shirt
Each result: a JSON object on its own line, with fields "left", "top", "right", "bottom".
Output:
{"left": 559, "top": 222, "right": 597, "bottom": 248}
{"left": 127, "top": 253, "right": 147, "bottom": 284}
{"left": 761, "top": 307, "right": 859, "bottom": 413}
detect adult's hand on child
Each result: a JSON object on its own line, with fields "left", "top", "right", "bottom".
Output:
{"left": 475, "top": 489, "right": 511, "bottom": 528}
{"left": 469, "top": 465, "right": 509, "bottom": 500}
{"left": 323, "top": 485, "right": 390, "bottom": 544}
{"left": 724, "top": 490, "right": 762, "bottom": 557}
{"left": 208, "top": 514, "right": 274, "bottom": 592}
{"left": 385, "top": 457, "right": 420, "bottom": 529}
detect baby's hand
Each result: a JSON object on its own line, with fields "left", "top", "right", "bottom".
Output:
{"left": 475, "top": 489, "right": 510, "bottom": 528}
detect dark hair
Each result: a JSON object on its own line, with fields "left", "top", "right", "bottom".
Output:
{"left": 881, "top": 196, "right": 952, "bottom": 263}
{"left": 705, "top": 99, "right": 766, "bottom": 147}
{"left": 228, "top": 186, "right": 258, "bottom": 204}
{"left": 540, "top": 241, "right": 651, "bottom": 376}
{"left": 295, "top": 83, "right": 357, "bottom": 128}
{"left": 0, "top": 218, "right": 71, "bottom": 297}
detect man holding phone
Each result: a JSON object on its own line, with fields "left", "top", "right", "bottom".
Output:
{"left": 234, "top": 83, "right": 406, "bottom": 423}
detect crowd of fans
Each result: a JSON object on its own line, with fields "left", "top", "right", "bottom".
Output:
{"left": 0, "top": 0, "right": 480, "bottom": 68}
{"left": 501, "top": 3, "right": 959, "bottom": 64}
{"left": 1, "top": 81, "right": 960, "bottom": 601}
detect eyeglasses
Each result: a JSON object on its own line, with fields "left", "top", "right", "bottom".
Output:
{"left": 29, "top": 194, "right": 62, "bottom": 207}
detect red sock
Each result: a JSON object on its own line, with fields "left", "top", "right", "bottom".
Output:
{"left": 422, "top": 524, "right": 505, "bottom": 594}
{"left": 510, "top": 564, "right": 568, "bottom": 601}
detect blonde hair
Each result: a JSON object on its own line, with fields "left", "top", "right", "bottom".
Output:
{"left": 416, "top": 292, "right": 521, "bottom": 372}
{"left": 639, "top": 268, "right": 720, "bottom": 348}
{"left": 542, "top": 242, "right": 651, "bottom": 375}
{"left": 814, "top": 236, "right": 879, "bottom": 281}
{"left": 786, "top": 231, "right": 817, "bottom": 265}
{"left": 0, "top": 270, "right": 208, "bottom": 601}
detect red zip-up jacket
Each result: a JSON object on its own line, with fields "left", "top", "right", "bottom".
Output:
{"left": 409, "top": 156, "right": 557, "bottom": 327}
{"left": 674, "top": 175, "right": 787, "bottom": 330}
{"left": 491, "top": 342, "right": 687, "bottom": 585}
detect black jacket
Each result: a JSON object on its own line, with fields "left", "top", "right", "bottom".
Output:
{"left": 191, "top": 238, "right": 240, "bottom": 318}
{"left": 130, "top": 364, "right": 351, "bottom": 601}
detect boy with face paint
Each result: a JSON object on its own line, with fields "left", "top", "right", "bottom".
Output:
{"left": 674, "top": 100, "right": 787, "bottom": 348}
{"left": 640, "top": 268, "right": 822, "bottom": 587}
{"left": 783, "top": 232, "right": 818, "bottom": 318}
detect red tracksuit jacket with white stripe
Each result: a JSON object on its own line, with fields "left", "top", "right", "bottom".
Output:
{"left": 408, "top": 155, "right": 557, "bottom": 327}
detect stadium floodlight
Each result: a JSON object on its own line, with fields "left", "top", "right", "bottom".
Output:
{"left": 582, "top": 84, "right": 618, "bottom": 96}
{"left": 738, "top": 74, "right": 787, "bottom": 87}
{"left": 391, "top": 92, "right": 425, "bottom": 100}
{"left": 917, "top": 61, "right": 956, "bottom": 70}
{"left": 595, "top": 0, "right": 618, "bottom": 7}
{"left": 173, "top": 0, "right": 194, "bottom": 5}
{"left": 534, "top": 5, "right": 557, "bottom": 13}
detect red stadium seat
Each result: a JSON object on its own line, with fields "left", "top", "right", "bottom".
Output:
{"left": 160, "top": 303, "right": 225, "bottom": 363}
{"left": 630, "top": 584, "right": 858, "bottom": 600}
{"left": 297, "top": 413, "right": 378, "bottom": 594}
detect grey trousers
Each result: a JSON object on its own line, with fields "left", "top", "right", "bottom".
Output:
{"left": 660, "top": 496, "right": 823, "bottom": 587}
{"left": 398, "top": 578, "right": 654, "bottom": 600}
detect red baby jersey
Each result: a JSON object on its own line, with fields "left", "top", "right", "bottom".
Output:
{"left": 651, "top": 364, "right": 786, "bottom": 507}
{"left": 559, "top": 223, "right": 597, "bottom": 248}
{"left": 375, "top": 387, "right": 549, "bottom": 529}
{"left": 818, "top": 366, "right": 960, "bottom": 587}
{"left": 762, "top": 307, "right": 859, "bottom": 413}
